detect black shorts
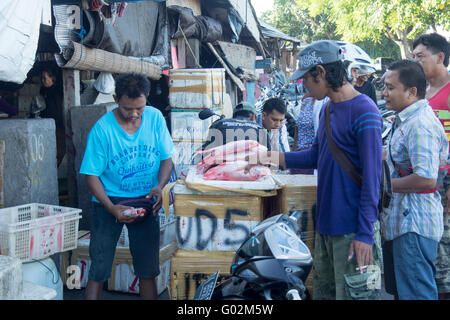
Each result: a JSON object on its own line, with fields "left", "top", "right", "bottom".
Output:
{"left": 88, "top": 199, "right": 160, "bottom": 282}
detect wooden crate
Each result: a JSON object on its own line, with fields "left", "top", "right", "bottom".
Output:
{"left": 274, "top": 175, "right": 317, "bottom": 214}
{"left": 170, "top": 250, "right": 234, "bottom": 300}
{"left": 273, "top": 174, "right": 317, "bottom": 297}
{"left": 274, "top": 174, "right": 317, "bottom": 242}
{"left": 169, "top": 249, "right": 316, "bottom": 300}
{"left": 174, "top": 184, "right": 265, "bottom": 251}
{"left": 174, "top": 184, "right": 264, "bottom": 221}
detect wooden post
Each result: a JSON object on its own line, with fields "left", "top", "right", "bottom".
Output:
{"left": 176, "top": 38, "right": 186, "bottom": 69}
{"left": 207, "top": 43, "right": 245, "bottom": 92}
{"left": 185, "top": 38, "right": 200, "bottom": 68}
{"left": 281, "top": 48, "right": 288, "bottom": 75}
{"left": 62, "top": 69, "right": 80, "bottom": 207}
{"left": 0, "top": 140, "right": 4, "bottom": 208}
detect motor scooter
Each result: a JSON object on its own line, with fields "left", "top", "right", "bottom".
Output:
{"left": 194, "top": 211, "right": 313, "bottom": 300}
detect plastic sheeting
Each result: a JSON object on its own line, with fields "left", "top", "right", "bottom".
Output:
{"left": 0, "top": 0, "right": 51, "bottom": 84}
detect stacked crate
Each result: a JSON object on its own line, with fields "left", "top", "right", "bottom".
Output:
{"left": 169, "top": 68, "right": 226, "bottom": 178}
{"left": 60, "top": 208, "right": 177, "bottom": 295}
{"left": 170, "top": 183, "right": 265, "bottom": 300}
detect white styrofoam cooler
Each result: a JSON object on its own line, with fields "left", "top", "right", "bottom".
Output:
{"left": 170, "top": 109, "right": 214, "bottom": 142}
{"left": 111, "top": 259, "right": 171, "bottom": 295}
{"left": 172, "top": 141, "right": 203, "bottom": 178}
{"left": 169, "top": 68, "right": 226, "bottom": 109}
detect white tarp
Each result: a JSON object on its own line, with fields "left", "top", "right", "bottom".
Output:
{"left": 0, "top": 0, "right": 51, "bottom": 84}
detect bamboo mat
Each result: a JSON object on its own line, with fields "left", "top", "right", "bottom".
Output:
{"left": 57, "top": 41, "right": 162, "bottom": 80}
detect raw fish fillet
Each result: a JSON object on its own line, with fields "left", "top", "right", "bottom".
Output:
{"left": 202, "top": 160, "right": 271, "bottom": 181}
{"left": 197, "top": 140, "right": 267, "bottom": 173}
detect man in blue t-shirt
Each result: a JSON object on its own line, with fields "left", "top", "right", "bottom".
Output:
{"left": 249, "top": 40, "right": 383, "bottom": 300}
{"left": 79, "top": 73, "right": 174, "bottom": 300}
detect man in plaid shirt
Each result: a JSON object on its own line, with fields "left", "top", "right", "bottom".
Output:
{"left": 382, "top": 60, "right": 448, "bottom": 300}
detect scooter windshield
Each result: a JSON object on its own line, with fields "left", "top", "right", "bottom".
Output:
{"left": 264, "top": 223, "right": 311, "bottom": 260}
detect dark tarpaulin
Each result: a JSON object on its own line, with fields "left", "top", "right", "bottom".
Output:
{"left": 168, "top": 5, "right": 222, "bottom": 43}
{"left": 51, "top": 0, "right": 166, "bottom": 4}
{"left": 53, "top": 0, "right": 169, "bottom": 68}
{"left": 81, "top": 1, "right": 159, "bottom": 56}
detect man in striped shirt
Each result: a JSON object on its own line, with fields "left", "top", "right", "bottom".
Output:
{"left": 382, "top": 60, "right": 448, "bottom": 300}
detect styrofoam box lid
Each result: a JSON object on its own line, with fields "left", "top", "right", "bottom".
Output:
{"left": 185, "top": 167, "right": 278, "bottom": 191}
{"left": 173, "top": 181, "right": 253, "bottom": 196}
{"left": 170, "top": 68, "right": 225, "bottom": 74}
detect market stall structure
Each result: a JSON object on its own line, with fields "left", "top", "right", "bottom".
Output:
{"left": 0, "top": 0, "right": 318, "bottom": 299}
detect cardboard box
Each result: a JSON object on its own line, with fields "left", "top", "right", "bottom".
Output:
{"left": 170, "top": 250, "right": 234, "bottom": 300}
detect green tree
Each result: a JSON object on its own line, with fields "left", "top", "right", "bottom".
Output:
{"left": 260, "top": 0, "right": 338, "bottom": 44}
{"left": 297, "top": 0, "right": 450, "bottom": 58}
{"left": 356, "top": 36, "right": 401, "bottom": 60}
{"left": 260, "top": 0, "right": 403, "bottom": 60}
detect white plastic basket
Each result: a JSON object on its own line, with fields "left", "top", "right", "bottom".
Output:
{"left": 0, "top": 203, "right": 82, "bottom": 262}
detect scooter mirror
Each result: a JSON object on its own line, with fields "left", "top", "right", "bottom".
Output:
{"left": 199, "top": 108, "right": 215, "bottom": 120}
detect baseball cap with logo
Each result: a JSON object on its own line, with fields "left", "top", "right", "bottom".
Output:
{"left": 289, "top": 40, "right": 344, "bottom": 81}
{"left": 233, "top": 101, "right": 257, "bottom": 116}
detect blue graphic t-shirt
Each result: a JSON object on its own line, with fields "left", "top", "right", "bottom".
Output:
{"left": 80, "top": 106, "right": 174, "bottom": 201}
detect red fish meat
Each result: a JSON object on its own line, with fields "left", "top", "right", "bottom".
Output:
{"left": 197, "top": 140, "right": 268, "bottom": 174}
{"left": 202, "top": 160, "right": 271, "bottom": 181}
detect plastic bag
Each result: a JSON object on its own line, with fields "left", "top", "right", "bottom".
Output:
{"left": 93, "top": 72, "right": 115, "bottom": 94}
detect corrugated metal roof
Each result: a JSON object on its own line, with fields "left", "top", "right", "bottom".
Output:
{"left": 259, "top": 20, "right": 301, "bottom": 44}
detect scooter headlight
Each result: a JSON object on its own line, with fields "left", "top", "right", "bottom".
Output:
{"left": 264, "top": 223, "right": 311, "bottom": 260}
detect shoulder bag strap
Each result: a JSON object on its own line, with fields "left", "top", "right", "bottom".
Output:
{"left": 324, "top": 101, "right": 363, "bottom": 188}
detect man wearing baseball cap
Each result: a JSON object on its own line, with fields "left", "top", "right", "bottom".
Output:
{"left": 252, "top": 40, "right": 383, "bottom": 299}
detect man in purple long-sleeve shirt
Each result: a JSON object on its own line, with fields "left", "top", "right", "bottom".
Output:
{"left": 250, "top": 41, "right": 382, "bottom": 299}
{"left": 0, "top": 97, "right": 18, "bottom": 117}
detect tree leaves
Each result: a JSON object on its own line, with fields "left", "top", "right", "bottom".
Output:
{"left": 291, "top": 0, "right": 449, "bottom": 58}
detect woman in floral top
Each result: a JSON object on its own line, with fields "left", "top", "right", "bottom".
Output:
{"left": 291, "top": 97, "right": 316, "bottom": 174}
